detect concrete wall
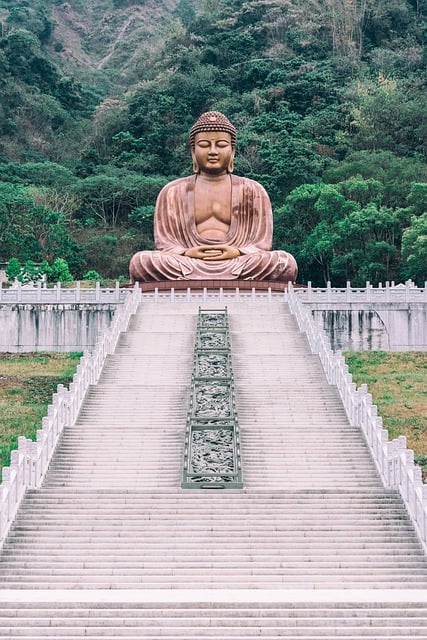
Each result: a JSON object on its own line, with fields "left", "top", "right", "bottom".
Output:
{"left": 0, "top": 304, "right": 116, "bottom": 352}
{"left": 1, "top": 298, "right": 425, "bottom": 353}
{"left": 311, "top": 303, "right": 427, "bottom": 351}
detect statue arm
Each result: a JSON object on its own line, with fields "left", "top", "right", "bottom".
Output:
{"left": 154, "top": 180, "right": 194, "bottom": 255}
{"left": 228, "top": 177, "right": 273, "bottom": 255}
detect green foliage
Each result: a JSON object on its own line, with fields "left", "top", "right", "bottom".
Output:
{"left": 0, "top": 0, "right": 425, "bottom": 282}
{"left": 129, "top": 205, "right": 155, "bottom": 238}
{"left": 323, "top": 151, "right": 427, "bottom": 207}
{"left": 0, "top": 162, "right": 76, "bottom": 187}
{"left": 47, "top": 258, "right": 73, "bottom": 283}
{"left": 82, "top": 270, "right": 102, "bottom": 282}
{"left": 275, "top": 176, "right": 420, "bottom": 286}
{"left": 73, "top": 172, "right": 167, "bottom": 227}
{"left": 408, "top": 183, "right": 427, "bottom": 216}
{"left": 345, "top": 76, "right": 427, "bottom": 158}
{"left": 401, "top": 213, "right": 427, "bottom": 286}
{"left": 5, "top": 1, "right": 53, "bottom": 44}
{"left": 2, "top": 28, "right": 84, "bottom": 111}
{"left": 76, "top": 228, "right": 141, "bottom": 279}
{"left": 0, "top": 182, "right": 81, "bottom": 271}
{"left": 5, "top": 257, "right": 22, "bottom": 281}
{"left": 5, "top": 257, "right": 73, "bottom": 283}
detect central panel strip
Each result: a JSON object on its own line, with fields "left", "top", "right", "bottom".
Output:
{"left": 182, "top": 307, "right": 243, "bottom": 489}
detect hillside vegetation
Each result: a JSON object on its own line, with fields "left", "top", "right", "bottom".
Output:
{"left": 0, "top": 0, "right": 426, "bottom": 284}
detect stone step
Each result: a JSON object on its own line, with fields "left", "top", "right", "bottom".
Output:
{"left": 0, "top": 601, "right": 427, "bottom": 638}
{"left": 2, "top": 581, "right": 427, "bottom": 591}
{"left": 1, "top": 299, "right": 427, "bottom": 634}
{"left": 16, "top": 488, "right": 404, "bottom": 499}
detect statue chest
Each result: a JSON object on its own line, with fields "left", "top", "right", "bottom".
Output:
{"left": 193, "top": 179, "right": 232, "bottom": 239}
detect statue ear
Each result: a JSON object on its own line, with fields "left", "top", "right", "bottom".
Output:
{"left": 227, "top": 148, "right": 235, "bottom": 174}
{"left": 191, "top": 149, "right": 199, "bottom": 174}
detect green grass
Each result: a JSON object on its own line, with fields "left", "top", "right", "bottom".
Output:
{"left": 0, "top": 353, "right": 82, "bottom": 471}
{"left": 344, "top": 351, "right": 427, "bottom": 476}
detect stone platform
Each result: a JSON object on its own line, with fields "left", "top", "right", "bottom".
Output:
{"left": 135, "top": 279, "right": 291, "bottom": 292}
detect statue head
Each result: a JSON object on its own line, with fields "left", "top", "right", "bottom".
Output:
{"left": 190, "top": 111, "right": 236, "bottom": 174}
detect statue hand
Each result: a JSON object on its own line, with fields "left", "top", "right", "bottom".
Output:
{"left": 184, "top": 245, "right": 240, "bottom": 261}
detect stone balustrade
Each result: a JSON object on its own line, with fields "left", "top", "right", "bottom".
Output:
{"left": 0, "top": 280, "right": 128, "bottom": 304}
{"left": 0, "top": 284, "right": 141, "bottom": 547}
{"left": 295, "top": 280, "right": 427, "bottom": 304}
{"left": 1, "top": 280, "right": 425, "bottom": 305}
{"left": 287, "top": 284, "right": 427, "bottom": 553}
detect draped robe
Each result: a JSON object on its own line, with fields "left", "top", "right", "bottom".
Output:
{"left": 129, "top": 174, "right": 297, "bottom": 282}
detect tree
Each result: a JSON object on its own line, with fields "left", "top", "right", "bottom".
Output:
{"left": 0, "top": 162, "right": 76, "bottom": 188}
{"left": 274, "top": 178, "right": 414, "bottom": 285}
{"left": 0, "top": 182, "right": 40, "bottom": 261}
{"left": 6, "top": 258, "right": 43, "bottom": 284}
{"left": 401, "top": 213, "right": 427, "bottom": 285}
{"left": 27, "top": 186, "right": 80, "bottom": 222}
{"left": 48, "top": 258, "right": 73, "bottom": 282}
{"left": 324, "top": 0, "right": 367, "bottom": 57}
{"left": 73, "top": 173, "right": 167, "bottom": 227}
{"left": 5, "top": 257, "right": 22, "bottom": 282}
{"left": 333, "top": 202, "right": 402, "bottom": 284}
{"left": 0, "top": 182, "right": 80, "bottom": 268}
{"left": 323, "top": 151, "right": 427, "bottom": 207}
{"left": 6, "top": 1, "right": 53, "bottom": 44}
{"left": 345, "top": 76, "right": 427, "bottom": 159}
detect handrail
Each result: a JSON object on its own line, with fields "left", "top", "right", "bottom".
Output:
{"left": 0, "top": 281, "right": 128, "bottom": 303}
{"left": 287, "top": 283, "right": 427, "bottom": 553}
{"left": 0, "top": 283, "right": 141, "bottom": 547}
{"left": 294, "top": 280, "right": 427, "bottom": 304}
{"left": 2, "top": 280, "right": 425, "bottom": 305}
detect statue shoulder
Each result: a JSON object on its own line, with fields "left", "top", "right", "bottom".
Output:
{"left": 158, "top": 175, "right": 195, "bottom": 197}
{"left": 231, "top": 174, "right": 270, "bottom": 198}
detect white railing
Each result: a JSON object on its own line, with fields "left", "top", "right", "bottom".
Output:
{"left": 0, "top": 281, "right": 128, "bottom": 303}
{"left": 0, "top": 283, "right": 141, "bottom": 547}
{"left": 287, "top": 283, "right": 427, "bottom": 553}
{"left": 295, "top": 280, "right": 427, "bottom": 304}
{"left": 2, "top": 280, "right": 425, "bottom": 304}
{"left": 147, "top": 286, "right": 278, "bottom": 303}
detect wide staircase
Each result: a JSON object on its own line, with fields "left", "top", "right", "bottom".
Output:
{"left": 1, "top": 296, "right": 427, "bottom": 638}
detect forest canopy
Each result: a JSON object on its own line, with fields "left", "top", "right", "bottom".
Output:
{"left": 0, "top": 0, "right": 426, "bottom": 285}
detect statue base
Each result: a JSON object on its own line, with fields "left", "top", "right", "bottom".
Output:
{"left": 133, "top": 279, "right": 292, "bottom": 292}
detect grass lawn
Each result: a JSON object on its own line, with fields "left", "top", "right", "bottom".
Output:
{"left": 0, "top": 353, "right": 82, "bottom": 470}
{"left": 345, "top": 351, "right": 427, "bottom": 474}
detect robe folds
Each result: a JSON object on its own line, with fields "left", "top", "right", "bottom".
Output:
{"left": 129, "top": 174, "right": 297, "bottom": 282}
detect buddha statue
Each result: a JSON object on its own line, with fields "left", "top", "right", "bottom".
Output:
{"left": 129, "top": 111, "right": 297, "bottom": 283}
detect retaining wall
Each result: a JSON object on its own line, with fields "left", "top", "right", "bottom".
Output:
{"left": 309, "top": 303, "right": 427, "bottom": 351}
{"left": 0, "top": 304, "right": 116, "bottom": 352}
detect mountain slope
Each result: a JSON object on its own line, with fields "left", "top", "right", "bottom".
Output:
{"left": 50, "top": 0, "right": 179, "bottom": 86}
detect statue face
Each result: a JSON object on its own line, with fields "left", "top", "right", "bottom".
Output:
{"left": 192, "top": 131, "right": 235, "bottom": 175}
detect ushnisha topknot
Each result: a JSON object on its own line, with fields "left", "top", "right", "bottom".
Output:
{"left": 189, "top": 111, "right": 237, "bottom": 147}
